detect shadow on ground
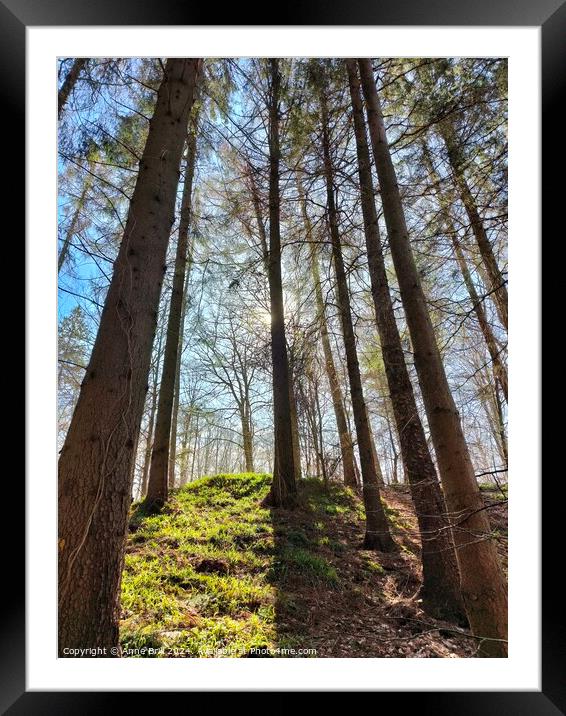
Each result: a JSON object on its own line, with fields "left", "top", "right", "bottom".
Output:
{"left": 119, "top": 473, "right": 482, "bottom": 658}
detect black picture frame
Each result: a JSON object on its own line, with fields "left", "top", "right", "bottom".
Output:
{"left": 11, "top": 0, "right": 557, "bottom": 709}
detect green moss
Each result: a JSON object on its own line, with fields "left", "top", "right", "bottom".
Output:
{"left": 478, "top": 482, "right": 508, "bottom": 501}
{"left": 162, "top": 614, "right": 276, "bottom": 657}
{"left": 382, "top": 501, "right": 411, "bottom": 531}
{"left": 361, "top": 556, "right": 385, "bottom": 575}
{"left": 120, "top": 474, "right": 361, "bottom": 656}
{"left": 271, "top": 546, "right": 339, "bottom": 585}
{"left": 276, "top": 526, "right": 312, "bottom": 548}
{"left": 121, "top": 473, "right": 275, "bottom": 655}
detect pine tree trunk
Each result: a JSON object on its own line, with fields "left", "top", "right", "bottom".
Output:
{"left": 421, "top": 141, "right": 508, "bottom": 401}
{"left": 140, "top": 383, "right": 158, "bottom": 499}
{"left": 440, "top": 120, "right": 508, "bottom": 332}
{"left": 299, "top": 181, "right": 357, "bottom": 488}
{"left": 168, "top": 273, "right": 190, "bottom": 489}
{"left": 266, "top": 59, "right": 297, "bottom": 507}
{"left": 357, "top": 58, "right": 507, "bottom": 655}
{"left": 145, "top": 111, "right": 200, "bottom": 510}
{"left": 168, "top": 175, "right": 196, "bottom": 490}
{"left": 366, "top": 411, "right": 385, "bottom": 488}
{"left": 492, "top": 375, "right": 508, "bottom": 467}
{"left": 190, "top": 414, "right": 200, "bottom": 481}
{"left": 319, "top": 82, "right": 396, "bottom": 552}
{"left": 314, "top": 386, "right": 329, "bottom": 488}
{"left": 241, "top": 401, "right": 255, "bottom": 472}
{"left": 58, "top": 177, "right": 90, "bottom": 273}
{"left": 301, "top": 379, "right": 321, "bottom": 476}
{"left": 178, "top": 409, "right": 192, "bottom": 486}
{"left": 351, "top": 59, "right": 466, "bottom": 622}
{"left": 480, "top": 366, "right": 508, "bottom": 469}
{"left": 58, "top": 59, "right": 199, "bottom": 655}
{"left": 247, "top": 163, "right": 269, "bottom": 268}
{"left": 139, "top": 324, "right": 165, "bottom": 498}
{"left": 453, "top": 233, "right": 508, "bottom": 401}
{"left": 248, "top": 154, "right": 299, "bottom": 489}
{"left": 288, "top": 364, "right": 302, "bottom": 481}
{"left": 58, "top": 58, "right": 87, "bottom": 118}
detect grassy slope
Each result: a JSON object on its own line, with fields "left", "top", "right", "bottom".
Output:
{"left": 121, "top": 473, "right": 507, "bottom": 658}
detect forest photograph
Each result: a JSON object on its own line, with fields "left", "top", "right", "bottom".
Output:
{"left": 57, "top": 56, "right": 509, "bottom": 660}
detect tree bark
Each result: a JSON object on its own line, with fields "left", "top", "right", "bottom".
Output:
{"left": 440, "top": 120, "right": 508, "bottom": 332}
{"left": 366, "top": 410, "right": 385, "bottom": 488}
{"left": 265, "top": 59, "right": 297, "bottom": 507}
{"left": 58, "top": 59, "right": 200, "bottom": 655}
{"left": 145, "top": 111, "right": 200, "bottom": 510}
{"left": 288, "top": 362, "right": 303, "bottom": 481}
{"left": 357, "top": 58, "right": 507, "bottom": 655}
{"left": 140, "top": 325, "right": 164, "bottom": 499}
{"left": 318, "top": 80, "right": 396, "bottom": 552}
{"left": 178, "top": 408, "right": 192, "bottom": 486}
{"left": 491, "top": 373, "right": 508, "bottom": 467}
{"left": 314, "top": 383, "right": 329, "bottom": 488}
{"left": 249, "top": 160, "right": 300, "bottom": 483}
{"left": 350, "top": 59, "right": 466, "bottom": 622}
{"left": 190, "top": 413, "right": 200, "bottom": 481}
{"left": 298, "top": 180, "right": 357, "bottom": 488}
{"left": 58, "top": 58, "right": 87, "bottom": 119}
{"left": 241, "top": 400, "right": 255, "bottom": 472}
{"left": 247, "top": 163, "right": 269, "bottom": 270}
{"left": 168, "top": 270, "right": 190, "bottom": 488}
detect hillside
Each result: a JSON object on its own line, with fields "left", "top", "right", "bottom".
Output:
{"left": 120, "top": 473, "right": 507, "bottom": 658}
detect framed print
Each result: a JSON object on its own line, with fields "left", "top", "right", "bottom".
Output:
{"left": 9, "top": 0, "right": 557, "bottom": 709}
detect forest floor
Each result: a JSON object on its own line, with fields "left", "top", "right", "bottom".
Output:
{"left": 121, "top": 473, "right": 507, "bottom": 658}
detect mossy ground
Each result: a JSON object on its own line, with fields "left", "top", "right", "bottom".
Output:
{"left": 120, "top": 473, "right": 506, "bottom": 657}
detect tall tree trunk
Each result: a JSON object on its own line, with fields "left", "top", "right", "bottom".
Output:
{"left": 357, "top": 58, "right": 507, "bottom": 655}
{"left": 145, "top": 113, "right": 200, "bottom": 510}
{"left": 241, "top": 400, "right": 255, "bottom": 472}
{"left": 453, "top": 232, "right": 508, "bottom": 401}
{"left": 190, "top": 413, "right": 200, "bottom": 481}
{"left": 141, "top": 413, "right": 156, "bottom": 500}
{"left": 266, "top": 59, "right": 297, "bottom": 507}
{"left": 168, "top": 286, "right": 186, "bottom": 488}
{"left": 202, "top": 426, "right": 212, "bottom": 476}
{"left": 492, "top": 373, "right": 508, "bottom": 467}
{"left": 214, "top": 433, "right": 221, "bottom": 474}
{"left": 366, "top": 411, "right": 385, "bottom": 488}
{"left": 479, "top": 365, "right": 508, "bottom": 469}
{"left": 58, "top": 59, "right": 200, "bottom": 655}
{"left": 140, "top": 325, "right": 164, "bottom": 499}
{"left": 440, "top": 120, "right": 508, "bottom": 332}
{"left": 249, "top": 161, "right": 301, "bottom": 483}
{"left": 314, "top": 384, "right": 329, "bottom": 488}
{"left": 168, "top": 236, "right": 193, "bottom": 488}
{"left": 349, "top": 59, "right": 466, "bottom": 622}
{"left": 385, "top": 401, "right": 399, "bottom": 484}
{"left": 298, "top": 180, "right": 357, "bottom": 488}
{"left": 129, "top": 432, "right": 141, "bottom": 497}
{"left": 58, "top": 177, "right": 90, "bottom": 273}
{"left": 288, "top": 363, "right": 302, "bottom": 481}
{"left": 248, "top": 163, "right": 269, "bottom": 270}
{"left": 58, "top": 58, "right": 87, "bottom": 119}
{"left": 343, "top": 397, "right": 362, "bottom": 490}
{"left": 421, "top": 141, "right": 508, "bottom": 401}
{"left": 318, "top": 80, "right": 396, "bottom": 552}
{"left": 301, "top": 378, "right": 322, "bottom": 477}
{"left": 178, "top": 409, "right": 192, "bottom": 486}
